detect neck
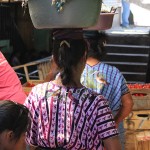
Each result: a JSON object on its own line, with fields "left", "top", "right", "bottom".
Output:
{"left": 53, "top": 70, "right": 83, "bottom": 88}
{"left": 86, "top": 57, "right": 100, "bottom": 66}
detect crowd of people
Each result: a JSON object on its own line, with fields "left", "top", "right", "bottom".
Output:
{"left": 0, "top": 29, "right": 133, "bottom": 150}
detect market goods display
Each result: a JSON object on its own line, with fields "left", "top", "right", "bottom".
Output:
{"left": 128, "top": 84, "right": 150, "bottom": 89}
{"left": 23, "top": 80, "right": 43, "bottom": 95}
{"left": 132, "top": 93, "right": 147, "bottom": 97}
{"left": 128, "top": 84, "right": 150, "bottom": 110}
{"left": 25, "top": 82, "right": 35, "bottom": 87}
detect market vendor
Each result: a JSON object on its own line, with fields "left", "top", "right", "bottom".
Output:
{"left": 0, "top": 51, "right": 27, "bottom": 104}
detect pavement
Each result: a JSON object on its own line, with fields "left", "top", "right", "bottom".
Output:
{"left": 106, "top": 25, "right": 150, "bottom": 35}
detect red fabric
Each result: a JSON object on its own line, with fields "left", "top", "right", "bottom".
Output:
{"left": 0, "top": 51, "right": 26, "bottom": 104}
{"left": 52, "top": 28, "right": 83, "bottom": 40}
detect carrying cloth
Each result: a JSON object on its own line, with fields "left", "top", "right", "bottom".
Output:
{"left": 52, "top": 28, "right": 83, "bottom": 40}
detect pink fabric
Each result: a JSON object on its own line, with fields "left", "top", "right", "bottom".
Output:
{"left": 24, "top": 82, "right": 118, "bottom": 149}
{"left": 0, "top": 51, "right": 26, "bottom": 104}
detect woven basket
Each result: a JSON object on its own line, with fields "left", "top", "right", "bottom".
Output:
{"left": 28, "top": 0, "right": 102, "bottom": 29}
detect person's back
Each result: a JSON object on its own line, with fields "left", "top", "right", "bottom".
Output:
{"left": 82, "top": 30, "right": 133, "bottom": 150}
{"left": 82, "top": 62, "right": 128, "bottom": 111}
{"left": 24, "top": 29, "right": 121, "bottom": 150}
{"left": 25, "top": 81, "right": 118, "bottom": 149}
{"left": 0, "top": 51, "right": 26, "bottom": 104}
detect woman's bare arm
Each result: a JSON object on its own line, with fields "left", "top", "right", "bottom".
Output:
{"left": 114, "top": 93, "right": 133, "bottom": 127}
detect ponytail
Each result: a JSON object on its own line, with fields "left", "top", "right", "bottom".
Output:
{"left": 61, "top": 67, "right": 72, "bottom": 85}
{"left": 53, "top": 39, "right": 87, "bottom": 86}
{"left": 59, "top": 41, "right": 72, "bottom": 85}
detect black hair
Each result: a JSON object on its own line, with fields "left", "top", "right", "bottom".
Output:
{"left": 83, "top": 31, "right": 108, "bottom": 60}
{"left": 0, "top": 100, "right": 30, "bottom": 141}
{"left": 53, "top": 39, "right": 87, "bottom": 86}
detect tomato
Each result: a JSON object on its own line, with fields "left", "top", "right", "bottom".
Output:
{"left": 128, "top": 83, "right": 150, "bottom": 89}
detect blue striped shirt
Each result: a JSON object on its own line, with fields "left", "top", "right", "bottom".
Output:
{"left": 81, "top": 62, "right": 129, "bottom": 111}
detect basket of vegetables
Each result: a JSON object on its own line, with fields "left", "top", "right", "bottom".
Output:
{"left": 128, "top": 84, "right": 150, "bottom": 110}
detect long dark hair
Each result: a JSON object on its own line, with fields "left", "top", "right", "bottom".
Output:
{"left": 0, "top": 100, "right": 30, "bottom": 140}
{"left": 83, "top": 31, "right": 108, "bottom": 60}
{"left": 53, "top": 39, "right": 87, "bottom": 86}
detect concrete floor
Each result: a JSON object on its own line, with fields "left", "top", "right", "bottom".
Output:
{"left": 106, "top": 26, "right": 150, "bottom": 35}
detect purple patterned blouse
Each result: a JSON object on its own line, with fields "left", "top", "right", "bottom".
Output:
{"left": 24, "top": 81, "right": 118, "bottom": 150}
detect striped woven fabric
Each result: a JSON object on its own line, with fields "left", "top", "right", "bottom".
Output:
{"left": 81, "top": 62, "right": 129, "bottom": 111}
{"left": 24, "top": 81, "right": 118, "bottom": 149}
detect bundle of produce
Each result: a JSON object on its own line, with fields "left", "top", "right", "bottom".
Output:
{"left": 128, "top": 84, "right": 150, "bottom": 89}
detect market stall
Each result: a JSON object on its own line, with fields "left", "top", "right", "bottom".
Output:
{"left": 125, "top": 84, "right": 150, "bottom": 150}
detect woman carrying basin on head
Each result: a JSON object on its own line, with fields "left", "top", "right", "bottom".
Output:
{"left": 24, "top": 29, "right": 121, "bottom": 150}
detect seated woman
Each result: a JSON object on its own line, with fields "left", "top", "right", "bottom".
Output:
{"left": 0, "top": 100, "right": 30, "bottom": 150}
{"left": 24, "top": 29, "right": 121, "bottom": 150}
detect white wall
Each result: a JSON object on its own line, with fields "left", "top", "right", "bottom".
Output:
{"left": 130, "top": 0, "right": 150, "bottom": 26}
